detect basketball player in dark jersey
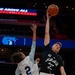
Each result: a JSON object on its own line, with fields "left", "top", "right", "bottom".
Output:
{"left": 40, "top": 11, "right": 66, "bottom": 75}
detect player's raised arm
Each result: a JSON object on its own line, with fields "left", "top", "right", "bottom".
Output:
{"left": 15, "top": 67, "right": 21, "bottom": 75}
{"left": 44, "top": 11, "right": 52, "bottom": 46}
{"left": 30, "top": 24, "right": 37, "bottom": 42}
{"left": 29, "top": 24, "right": 37, "bottom": 63}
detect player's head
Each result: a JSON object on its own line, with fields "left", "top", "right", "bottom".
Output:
{"left": 11, "top": 52, "right": 26, "bottom": 63}
{"left": 52, "top": 42, "right": 62, "bottom": 53}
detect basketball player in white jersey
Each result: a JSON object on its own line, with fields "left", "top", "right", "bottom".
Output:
{"left": 11, "top": 24, "right": 39, "bottom": 75}
{"left": 40, "top": 11, "right": 66, "bottom": 75}
{"left": 15, "top": 58, "right": 40, "bottom": 75}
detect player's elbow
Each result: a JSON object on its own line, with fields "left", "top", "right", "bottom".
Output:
{"left": 45, "top": 31, "right": 49, "bottom": 35}
{"left": 62, "top": 73, "right": 66, "bottom": 75}
{"left": 64, "top": 72, "right": 66, "bottom": 75}
{"left": 60, "top": 66, "right": 66, "bottom": 75}
{"left": 61, "top": 71, "right": 66, "bottom": 75}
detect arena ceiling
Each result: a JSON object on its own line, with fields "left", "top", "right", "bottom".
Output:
{"left": 0, "top": 0, "right": 75, "bottom": 40}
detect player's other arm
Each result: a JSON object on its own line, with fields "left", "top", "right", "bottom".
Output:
{"left": 44, "top": 11, "right": 52, "bottom": 46}
{"left": 60, "top": 66, "right": 66, "bottom": 75}
{"left": 15, "top": 67, "right": 21, "bottom": 75}
{"left": 29, "top": 24, "right": 37, "bottom": 63}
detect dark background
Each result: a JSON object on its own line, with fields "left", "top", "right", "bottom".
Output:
{"left": 0, "top": 0, "right": 75, "bottom": 75}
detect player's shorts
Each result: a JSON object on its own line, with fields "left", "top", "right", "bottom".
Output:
{"left": 40, "top": 72, "right": 55, "bottom": 75}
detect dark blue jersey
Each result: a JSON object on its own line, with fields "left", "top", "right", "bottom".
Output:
{"left": 40, "top": 43, "right": 64, "bottom": 74}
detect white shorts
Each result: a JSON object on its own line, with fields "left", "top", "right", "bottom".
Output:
{"left": 40, "top": 72, "right": 55, "bottom": 75}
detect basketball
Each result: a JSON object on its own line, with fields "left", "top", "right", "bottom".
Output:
{"left": 47, "top": 4, "right": 59, "bottom": 16}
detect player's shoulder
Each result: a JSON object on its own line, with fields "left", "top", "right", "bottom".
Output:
{"left": 44, "top": 43, "right": 51, "bottom": 51}
{"left": 21, "top": 56, "right": 30, "bottom": 64}
{"left": 25, "top": 56, "right": 30, "bottom": 60}
{"left": 57, "top": 54, "right": 63, "bottom": 60}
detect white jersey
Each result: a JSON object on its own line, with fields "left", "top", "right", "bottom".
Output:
{"left": 18, "top": 56, "right": 39, "bottom": 75}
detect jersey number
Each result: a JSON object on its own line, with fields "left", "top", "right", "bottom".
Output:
{"left": 25, "top": 66, "right": 31, "bottom": 75}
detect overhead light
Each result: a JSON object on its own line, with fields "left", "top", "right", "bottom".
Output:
{"left": 66, "top": 6, "right": 68, "bottom": 8}
{"left": 45, "top": 6, "right": 47, "bottom": 8}
{"left": 72, "top": 7, "right": 74, "bottom": 10}
{"left": 35, "top": 3, "right": 37, "bottom": 5}
{"left": 33, "top": 5, "right": 35, "bottom": 7}
{"left": 43, "top": 3, "right": 45, "bottom": 5}
{"left": 1, "top": 49, "right": 4, "bottom": 51}
{"left": 20, "top": 49, "right": 22, "bottom": 51}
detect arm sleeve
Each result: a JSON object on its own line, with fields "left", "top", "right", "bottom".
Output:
{"left": 29, "top": 41, "right": 36, "bottom": 63}
{"left": 43, "top": 43, "right": 50, "bottom": 53}
{"left": 15, "top": 67, "right": 21, "bottom": 75}
{"left": 41, "top": 43, "right": 50, "bottom": 57}
{"left": 60, "top": 60, "right": 64, "bottom": 67}
{"left": 59, "top": 57, "right": 64, "bottom": 68}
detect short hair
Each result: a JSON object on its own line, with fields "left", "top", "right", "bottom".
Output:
{"left": 55, "top": 42, "right": 62, "bottom": 47}
{"left": 11, "top": 52, "right": 24, "bottom": 63}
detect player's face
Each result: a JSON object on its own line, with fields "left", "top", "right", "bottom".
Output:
{"left": 52, "top": 43, "right": 61, "bottom": 53}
